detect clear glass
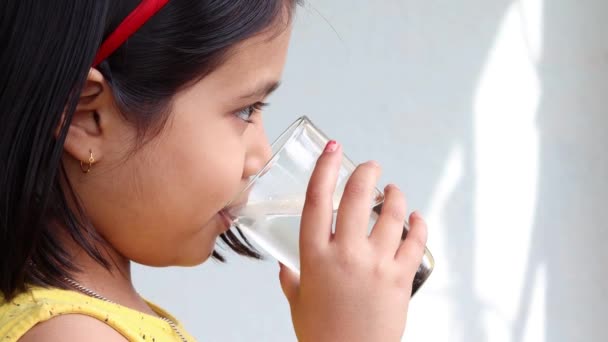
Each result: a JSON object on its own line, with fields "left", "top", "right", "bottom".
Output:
{"left": 223, "top": 116, "right": 434, "bottom": 296}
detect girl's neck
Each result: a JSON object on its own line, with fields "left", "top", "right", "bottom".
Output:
{"left": 61, "top": 232, "right": 158, "bottom": 317}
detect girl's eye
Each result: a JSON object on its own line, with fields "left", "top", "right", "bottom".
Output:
{"left": 234, "top": 102, "right": 268, "bottom": 123}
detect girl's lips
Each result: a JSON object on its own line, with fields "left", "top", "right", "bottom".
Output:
{"left": 218, "top": 210, "right": 234, "bottom": 232}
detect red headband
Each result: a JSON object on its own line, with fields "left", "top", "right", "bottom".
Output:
{"left": 92, "top": 0, "right": 169, "bottom": 67}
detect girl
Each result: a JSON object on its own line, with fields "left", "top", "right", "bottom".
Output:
{"left": 0, "top": 0, "right": 428, "bottom": 341}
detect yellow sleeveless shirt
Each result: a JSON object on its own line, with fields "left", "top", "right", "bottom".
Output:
{"left": 0, "top": 287, "right": 195, "bottom": 341}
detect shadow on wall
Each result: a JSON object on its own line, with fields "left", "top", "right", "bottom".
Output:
{"left": 398, "top": 0, "right": 607, "bottom": 341}
{"left": 513, "top": 1, "right": 608, "bottom": 341}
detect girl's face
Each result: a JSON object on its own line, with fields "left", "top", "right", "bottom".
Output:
{"left": 66, "top": 24, "right": 292, "bottom": 267}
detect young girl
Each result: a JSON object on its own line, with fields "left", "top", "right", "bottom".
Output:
{"left": 0, "top": 0, "right": 428, "bottom": 341}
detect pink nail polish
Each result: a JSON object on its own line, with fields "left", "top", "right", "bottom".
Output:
{"left": 324, "top": 140, "right": 338, "bottom": 153}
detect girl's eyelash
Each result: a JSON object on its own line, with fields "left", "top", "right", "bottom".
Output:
{"left": 235, "top": 102, "right": 269, "bottom": 123}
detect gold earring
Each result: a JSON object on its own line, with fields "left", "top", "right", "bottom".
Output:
{"left": 80, "top": 150, "right": 95, "bottom": 173}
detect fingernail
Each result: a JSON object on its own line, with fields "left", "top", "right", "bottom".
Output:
{"left": 412, "top": 210, "right": 422, "bottom": 219}
{"left": 324, "top": 140, "right": 338, "bottom": 153}
{"left": 368, "top": 160, "right": 380, "bottom": 168}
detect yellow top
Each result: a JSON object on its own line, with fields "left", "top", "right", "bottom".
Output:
{"left": 0, "top": 287, "right": 195, "bottom": 342}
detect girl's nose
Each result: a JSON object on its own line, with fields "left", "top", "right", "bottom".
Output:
{"left": 242, "top": 124, "right": 272, "bottom": 179}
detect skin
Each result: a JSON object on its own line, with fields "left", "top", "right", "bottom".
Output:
{"left": 20, "top": 10, "right": 428, "bottom": 342}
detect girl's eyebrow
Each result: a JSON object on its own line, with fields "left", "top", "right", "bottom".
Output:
{"left": 239, "top": 80, "right": 281, "bottom": 99}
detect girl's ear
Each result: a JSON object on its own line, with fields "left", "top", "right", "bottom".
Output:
{"left": 60, "top": 68, "right": 122, "bottom": 167}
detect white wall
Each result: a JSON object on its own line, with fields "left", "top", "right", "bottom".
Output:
{"left": 133, "top": 1, "right": 608, "bottom": 341}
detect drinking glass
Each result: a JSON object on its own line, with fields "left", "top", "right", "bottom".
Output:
{"left": 223, "top": 116, "right": 434, "bottom": 295}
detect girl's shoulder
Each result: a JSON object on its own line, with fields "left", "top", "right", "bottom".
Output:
{"left": 17, "top": 313, "right": 128, "bottom": 342}
{"left": 0, "top": 287, "right": 194, "bottom": 342}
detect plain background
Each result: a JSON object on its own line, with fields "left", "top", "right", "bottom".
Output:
{"left": 133, "top": 1, "right": 608, "bottom": 341}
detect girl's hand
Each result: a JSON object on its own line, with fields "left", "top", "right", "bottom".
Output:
{"left": 279, "top": 141, "right": 428, "bottom": 342}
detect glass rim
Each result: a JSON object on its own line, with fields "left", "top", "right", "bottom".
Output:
{"left": 224, "top": 115, "right": 327, "bottom": 209}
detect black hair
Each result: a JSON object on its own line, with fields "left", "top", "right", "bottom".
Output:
{"left": 0, "top": 0, "right": 299, "bottom": 300}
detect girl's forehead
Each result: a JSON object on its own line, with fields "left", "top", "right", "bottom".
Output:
{"left": 203, "top": 23, "right": 292, "bottom": 96}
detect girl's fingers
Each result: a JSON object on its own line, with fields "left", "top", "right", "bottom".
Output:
{"left": 300, "top": 141, "right": 342, "bottom": 255}
{"left": 334, "top": 161, "right": 381, "bottom": 245}
{"left": 395, "top": 211, "right": 428, "bottom": 277}
{"left": 369, "top": 184, "right": 407, "bottom": 254}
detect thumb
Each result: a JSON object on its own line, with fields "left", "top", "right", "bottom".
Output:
{"left": 278, "top": 262, "right": 299, "bottom": 302}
